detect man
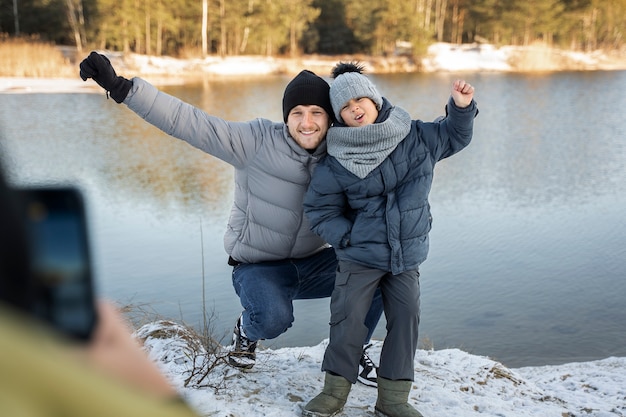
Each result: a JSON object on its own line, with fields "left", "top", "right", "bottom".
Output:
{"left": 79, "top": 52, "right": 383, "bottom": 387}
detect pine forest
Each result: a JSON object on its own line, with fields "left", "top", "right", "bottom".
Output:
{"left": 1, "top": 0, "right": 624, "bottom": 58}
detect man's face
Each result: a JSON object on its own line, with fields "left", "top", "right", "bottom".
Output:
{"left": 286, "top": 105, "right": 331, "bottom": 150}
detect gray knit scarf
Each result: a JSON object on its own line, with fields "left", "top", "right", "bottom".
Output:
{"left": 327, "top": 101, "right": 412, "bottom": 179}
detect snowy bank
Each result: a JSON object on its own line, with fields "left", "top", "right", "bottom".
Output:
{"left": 104, "top": 43, "right": 626, "bottom": 76}
{"left": 138, "top": 321, "right": 626, "bottom": 417}
{"left": 422, "top": 43, "right": 512, "bottom": 72}
{"left": 2, "top": 43, "right": 626, "bottom": 94}
{"left": 421, "top": 42, "right": 626, "bottom": 72}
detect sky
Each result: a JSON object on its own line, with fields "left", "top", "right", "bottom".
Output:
{"left": 138, "top": 320, "right": 626, "bottom": 417}
{"left": 2, "top": 43, "right": 625, "bottom": 416}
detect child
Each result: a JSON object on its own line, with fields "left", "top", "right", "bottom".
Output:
{"left": 302, "top": 62, "right": 478, "bottom": 417}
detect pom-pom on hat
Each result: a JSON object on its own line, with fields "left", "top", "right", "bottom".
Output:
{"left": 282, "top": 70, "right": 333, "bottom": 122}
{"left": 330, "top": 62, "right": 383, "bottom": 123}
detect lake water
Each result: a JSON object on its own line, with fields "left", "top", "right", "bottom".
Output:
{"left": 1, "top": 71, "right": 625, "bottom": 368}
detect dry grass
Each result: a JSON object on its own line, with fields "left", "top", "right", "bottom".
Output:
{"left": 122, "top": 301, "right": 232, "bottom": 390}
{"left": 0, "top": 36, "right": 76, "bottom": 77}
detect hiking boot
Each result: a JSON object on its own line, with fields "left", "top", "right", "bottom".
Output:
{"left": 302, "top": 372, "right": 352, "bottom": 417}
{"left": 357, "top": 343, "right": 379, "bottom": 388}
{"left": 375, "top": 377, "right": 424, "bottom": 417}
{"left": 227, "top": 314, "right": 257, "bottom": 369}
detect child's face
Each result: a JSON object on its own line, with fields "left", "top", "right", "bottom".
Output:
{"left": 339, "top": 97, "right": 379, "bottom": 127}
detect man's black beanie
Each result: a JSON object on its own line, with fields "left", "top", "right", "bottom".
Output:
{"left": 282, "top": 70, "right": 333, "bottom": 123}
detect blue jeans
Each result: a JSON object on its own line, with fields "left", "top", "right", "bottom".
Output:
{"left": 232, "top": 247, "right": 383, "bottom": 343}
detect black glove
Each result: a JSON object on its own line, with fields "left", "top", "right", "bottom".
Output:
{"left": 79, "top": 51, "right": 132, "bottom": 103}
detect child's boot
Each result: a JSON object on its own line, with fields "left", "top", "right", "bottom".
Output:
{"left": 374, "top": 377, "right": 424, "bottom": 417}
{"left": 302, "top": 372, "right": 352, "bottom": 417}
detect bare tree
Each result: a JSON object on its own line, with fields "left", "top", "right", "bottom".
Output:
{"left": 65, "top": 0, "right": 84, "bottom": 52}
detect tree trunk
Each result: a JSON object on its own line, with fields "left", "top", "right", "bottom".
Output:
{"left": 123, "top": 17, "right": 130, "bottom": 53}
{"left": 132, "top": 0, "right": 141, "bottom": 53}
{"left": 425, "top": 0, "right": 433, "bottom": 30}
{"left": 435, "top": 0, "right": 447, "bottom": 42}
{"left": 77, "top": 0, "right": 86, "bottom": 50}
{"left": 155, "top": 0, "right": 162, "bottom": 55}
{"left": 451, "top": 0, "right": 458, "bottom": 44}
{"left": 66, "top": 0, "right": 83, "bottom": 52}
{"left": 457, "top": 9, "right": 465, "bottom": 44}
{"left": 12, "top": 0, "right": 20, "bottom": 36}
{"left": 145, "top": 0, "right": 151, "bottom": 56}
{"left": 156, "top": 14, "right": 162, "bottom": 55}
{"left": 589, "top": 7, "right": 597, "bottom": 50}
{"left": 202, "top": 0, "right": 208, "bottom": 56}
{"left": 240, "top": 0, "right": 254, "bottom": 54}
{"left": 219, "top": 0, "right": 226, "bottom": 57}
{"left": 290, "top": 20, "right": 297, "bottom": 57}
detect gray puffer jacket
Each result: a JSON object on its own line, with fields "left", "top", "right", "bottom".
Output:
{"left": 125, "top": 78, "right": 328, "bottom": 263}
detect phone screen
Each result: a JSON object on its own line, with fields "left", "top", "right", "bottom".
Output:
{"left": 17, "top": 187, "right": 97, "bottom": 341}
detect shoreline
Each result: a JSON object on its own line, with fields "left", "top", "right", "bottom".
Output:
{"left": 2, "top": 43, "right": 626, "bottom": 94}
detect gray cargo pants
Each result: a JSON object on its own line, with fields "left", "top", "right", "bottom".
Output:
{"left": 322, "top": 260, "right": 420, "bottom": 383}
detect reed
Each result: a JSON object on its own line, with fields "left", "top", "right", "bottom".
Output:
{"left": 0, "top": 36, "right": 75, "bottom": 77}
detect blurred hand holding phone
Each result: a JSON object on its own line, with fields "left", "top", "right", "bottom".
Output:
{"left": 15, "top": 187, "right": 97, "bottom": 341}
{"left": 11, "top": 186, "right": 184, "bottom": 398}
{"left": 1, "top": 142, "right": 196, "bottom": 413}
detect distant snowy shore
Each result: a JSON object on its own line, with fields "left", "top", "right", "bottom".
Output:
{"left": 1, "top": 42, "right": 625, "bottom": 94}
{"left": 110, "top": 42, "right": 626, "bottom": 76}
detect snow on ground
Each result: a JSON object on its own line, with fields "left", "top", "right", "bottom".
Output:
{"left": 137, "top": 321, "right": 626, "bottom": 417}
{"left": 422, "top": 42, "right": 512, "bottom": 72}
{"left": 0, "top": 77, "right": 101, "bottom": 94}
{"left": 128, "top": 53, "right": 281, "bottom": 76}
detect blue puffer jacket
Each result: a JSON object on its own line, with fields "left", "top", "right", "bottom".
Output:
{"left": 303, "top": 98, "right": 478, "bottom": 275}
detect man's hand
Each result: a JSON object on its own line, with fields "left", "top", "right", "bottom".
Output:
{"left": 79, "top": 52, "right": 132, "bottom": 103}
{"left": 451, "top": 79, "right": 475, "bottom": 108}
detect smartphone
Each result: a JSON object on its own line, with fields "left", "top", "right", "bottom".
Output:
{"left": 15, "top": 187, "right": 97, "bottom": 341}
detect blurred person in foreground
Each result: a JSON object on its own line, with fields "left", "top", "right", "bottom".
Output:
{"left": 78, "top": 51, "right": 383, "bottom": 386}
{"left": 302, "top": 63, "right": 478, "bottom": 417}
{"left": 0, "top": 156, "right": 199, "bottom": 417}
